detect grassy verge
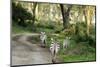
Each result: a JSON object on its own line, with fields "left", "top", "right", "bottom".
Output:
{"left": 12, "top": 23, "right": 32, "bottom": 34}
{"left": 58, "top": 40, "right": 96, "bottom": 62}
{"left": 59, "top": 53, "right": 96, "bottom": 62}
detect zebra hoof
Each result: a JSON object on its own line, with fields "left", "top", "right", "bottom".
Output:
{"left": 52, "top": 59, "right": 56, "bottom": 64}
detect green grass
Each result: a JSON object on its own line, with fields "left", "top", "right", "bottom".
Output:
{"left": 59, "top": 53, "right": 96, "bottom": 62}
{"left": 35, "top": 27, "right": 55, "bottom": 33}
{"left": 58, "top": 41, "right": 96, "bottom": 62}
{"left": 12, "top": 23, "right": 32, "bottom": 34}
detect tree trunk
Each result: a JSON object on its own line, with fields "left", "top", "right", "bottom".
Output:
{"left": 83, "top": 6, "right": 91, "bottom": 37}
{"left": 60, "top": 4, "right": 72, "bottom": 29}
{"left": 31, "top": 3, "right": 37, "bottom": 30}
{"left": 32, "top": 3, "right": 37, "bottom": 25}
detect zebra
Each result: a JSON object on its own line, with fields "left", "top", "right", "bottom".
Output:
{"left": 63, "top": 37, "right": 70, "bottom": 49}
{"left": 40, "top": 32, "right": 47, "bottom": 47}
{"left": 50, "top": 38, "right": 60, "bottom": 63}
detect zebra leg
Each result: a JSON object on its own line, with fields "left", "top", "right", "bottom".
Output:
{"left": 41, "top": 40, "right": 45, "bottom": 48}
{"left": 52, "top": 50, "right": 56, "bottom": 63}
{"left": 43, "top": 40, "right": 46, "bottom": 47}
{"left": 40, "top": 40, "right": 45, "bottom": 47}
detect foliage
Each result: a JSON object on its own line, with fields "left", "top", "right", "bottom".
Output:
{"left": 88, "top": 35, "right": 96, "bottom": 47}
{"left": 12, "top": 2, "right": 32, "bottom": 27}
{"left": 12, "top": 21, "right": 32, "bottom": 34}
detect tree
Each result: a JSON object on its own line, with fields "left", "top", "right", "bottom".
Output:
{"left": 12, "top": 2, "right": 32, "bottom": 27}
{"left": 32, "top": 3, "right": 37, "bottom": 28}
{"left": 60, "top": 4, "right": 72, "bottom": 29}
{"left": 83, "top": 6, "right": 95, "bottom": 37}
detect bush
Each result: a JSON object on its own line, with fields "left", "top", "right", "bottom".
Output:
{"left": 88, "top": 35, "right": 96, "bottom": 47}
{"left": 12, "top": 2, "right": 32, "bottom": 27}
{"left": 36, "top": 22, "right": 55, "bottom": 29}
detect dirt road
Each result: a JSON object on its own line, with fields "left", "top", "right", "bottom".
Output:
{"left": 11, "top": 33, "right": 53, "bottom": 66}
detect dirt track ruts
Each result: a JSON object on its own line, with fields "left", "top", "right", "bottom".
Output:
{"left": 11, "top": 33, "right": 53, "bottom": 66}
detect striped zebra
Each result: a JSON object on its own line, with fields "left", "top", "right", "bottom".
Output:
{"left": 50, "top": 38, "right": 60, "bottom": 63}
{"left": 40, "top": 32, "right": 47, "bottom": 47}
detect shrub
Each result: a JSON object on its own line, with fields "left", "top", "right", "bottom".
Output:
{"left": 88, "top": 35, "right": 96, "bottom": 47}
